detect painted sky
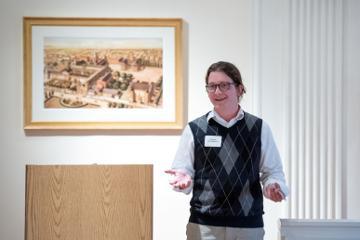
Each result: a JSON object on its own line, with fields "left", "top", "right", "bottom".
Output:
{"left": 45, "top": 37, "right": 162, "bottom": 49}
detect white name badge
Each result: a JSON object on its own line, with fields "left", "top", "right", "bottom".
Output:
{"left": 204, "top": 135, "right": 222, "bottom": 147}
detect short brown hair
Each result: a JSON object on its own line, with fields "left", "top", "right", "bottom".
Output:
{"left": 205, "top": 61, "right": 246, "bottom": 94}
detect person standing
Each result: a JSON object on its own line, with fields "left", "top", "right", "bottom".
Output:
{"left": 165, "top": 61, "right": 288, "bottom": 240}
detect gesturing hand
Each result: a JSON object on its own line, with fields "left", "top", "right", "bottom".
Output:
{"left": 165, "top": 169, "right": 192, "bottom": 190}
{"left": 264, "top": 182, "right": 285, "bottom": 202}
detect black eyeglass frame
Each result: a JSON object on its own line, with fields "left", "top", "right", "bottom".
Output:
{"left": 205, "top": 82, "right": 237, "bottom": 92}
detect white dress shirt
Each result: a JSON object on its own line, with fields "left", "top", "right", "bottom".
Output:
{"left": 171, "top": 108, "right": 289, "bottom": 197}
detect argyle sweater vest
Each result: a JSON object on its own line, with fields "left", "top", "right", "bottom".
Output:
{"left": 188, "top": 112, "right": 264, "bottom": 228}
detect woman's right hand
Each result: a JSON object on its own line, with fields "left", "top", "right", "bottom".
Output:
{"left": 164, "top": 169, "right": 192, "bottom": 189}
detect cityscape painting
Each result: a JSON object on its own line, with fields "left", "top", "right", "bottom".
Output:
{"left": 44, "top": 38, "right": 163, "bottom": 109}
{"left": 23, "top": 17, "right": 184, "bottom": 130}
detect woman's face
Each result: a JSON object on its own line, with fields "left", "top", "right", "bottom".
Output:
{"left": 206, "top": 71, "right": 243, "bottom": 113}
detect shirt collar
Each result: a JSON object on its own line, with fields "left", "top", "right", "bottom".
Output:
{"left": 206, "top": 106, "right": 245, "bottom": 128}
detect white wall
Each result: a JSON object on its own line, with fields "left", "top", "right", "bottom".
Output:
{"left": 1, "top": 0, "right": 360, "bottom": 240}
{"left": 253, "top": 0, "right": 360, "bottom": 226}
{"left": 251, "top": 1, "right": 289, "bottom": 239}
{"left": 344, "top": 0, "right": 360, "bottom": 218}
{"left": 0, "top": 0, "right": 262, "bottom": 240}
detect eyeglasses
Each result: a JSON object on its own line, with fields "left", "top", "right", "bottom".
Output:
{"left": 205, "top": 82, "right": 236, "bottom": 92}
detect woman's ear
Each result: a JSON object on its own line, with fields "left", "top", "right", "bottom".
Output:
{"left": 237, "top": 85, "right": 244, "bottom": 97}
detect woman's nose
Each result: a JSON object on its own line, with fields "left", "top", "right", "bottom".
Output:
{"left": 214, "top": 86, "right": 222, "bottom": 94}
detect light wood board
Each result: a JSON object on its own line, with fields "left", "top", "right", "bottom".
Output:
{"left": 25, "top": 165, "right": 152, "bottom": 240}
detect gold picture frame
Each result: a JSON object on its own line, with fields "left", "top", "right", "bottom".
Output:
{"left": 23, "top": 17, "right": 183, "bottom": 131}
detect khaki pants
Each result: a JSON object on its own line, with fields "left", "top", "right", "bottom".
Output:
{"left": 186, "top": 222, "right": 265, "bottom": 240}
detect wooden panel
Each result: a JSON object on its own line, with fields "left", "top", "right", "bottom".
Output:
{"left": 25, "top": 165, "right": 152, "bottom": 240}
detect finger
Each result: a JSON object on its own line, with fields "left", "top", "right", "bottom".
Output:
{"left": 165, "top": 169, "right": 176, "bottom": 175}
{"left": 269, "top": 193, "right": 279, "bottom": 202}
{"left": 169, "top": 178, "right": 178, "bottom": 185}
{"left": 179, "top": 181, "right": 189, "bottom": 189}
{"left": 274, "top": 187, "right": 285, "bottom": 199}
{"left": 275, "top": 191, "right": 284, "bottom": 201}
{"left": 174, "top": 181, "right": 183, "bottom": 189}
{"left": 270, "top": 188, "right": 281, "bottom": 201}
{"left": 266, "top": 185, "right": 274, "bottom": 197}
{"left": 277, "top": 190, "right": 285, "bottom": 200}
{"left": 270, "top": 190, "right": 277, "bottom": 201}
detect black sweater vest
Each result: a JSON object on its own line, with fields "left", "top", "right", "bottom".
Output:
{"left": 188, "top": 112, "right": 264, "bottom": 228}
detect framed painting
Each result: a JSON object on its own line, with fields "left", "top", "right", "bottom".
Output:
{"left": 23, "top": 17, "right": 184, "bottom": 130}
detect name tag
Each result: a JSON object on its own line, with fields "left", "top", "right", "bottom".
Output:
{"left": 204, "top": 135, "right": 222, "bottom": 147}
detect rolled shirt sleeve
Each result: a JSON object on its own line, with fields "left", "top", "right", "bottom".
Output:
{"left": 170, "top": 125, "right": 195, "bottom": 194}
{"left": 259, "top": 121, "right": 289, "bottom": 197}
